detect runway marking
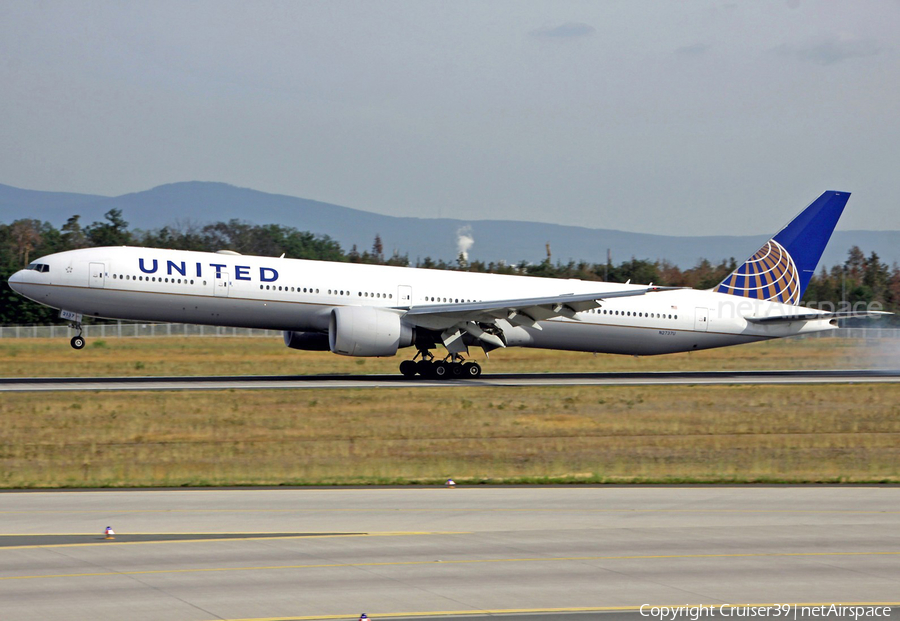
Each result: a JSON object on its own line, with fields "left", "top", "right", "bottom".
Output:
{"left": 1, "top": 508, "right": 898, "bottom": 515}
{"left": 207, "top": 603, "right": 900, "bottom": 621}
{"left": 3, "top": 369, "right": 900, "bottom": 392}
{"left": 2, "top": 550, "right": 898, "bottom": 582}
{"left": 0, "top": 531, "right": 463, "bottom": 550}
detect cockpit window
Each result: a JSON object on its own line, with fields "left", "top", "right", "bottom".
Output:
{"left": 25, "top": 263, "right": 49, "bottom": 272}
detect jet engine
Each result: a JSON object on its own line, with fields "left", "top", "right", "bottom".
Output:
{"left": 329, "top": 307, "right": 414, "bottom": 357}
{"left": 283, "top": 330, "right": 330, "bottom": 351}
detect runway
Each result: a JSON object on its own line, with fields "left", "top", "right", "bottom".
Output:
{"left": 2, "top": 369, "right": 900, "bottom": 391}
{"left": 0, "top": 487, "right": 898, "bottom": 621}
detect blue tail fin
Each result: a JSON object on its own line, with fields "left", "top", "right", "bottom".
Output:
{"left": 715, "top": 191, "right": 850, "bottom": 304}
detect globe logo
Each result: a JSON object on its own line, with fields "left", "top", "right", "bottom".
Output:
{"left": 716, "top": 240, "right": 800, "bottom": 304}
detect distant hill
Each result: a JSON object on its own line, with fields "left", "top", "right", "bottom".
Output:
{"left": 2, "top": 181, "right": 898, "bottom": 269}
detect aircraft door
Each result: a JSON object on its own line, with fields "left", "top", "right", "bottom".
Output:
{"left": 398, "top": 285, "right": 412, "bottom": 306}
{"left": 215, "top": 271, "right": 230, "bottom": 298}
{"left": 694, "top": 307, "right": 709, "bottom": 332}
{"left": 89, "top": 263, "right": 105, "bottom": 288}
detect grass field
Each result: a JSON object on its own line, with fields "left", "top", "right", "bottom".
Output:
{"left": 1, "top": 336, "right": 898, "bottom": 488}
{"left": 0, "top": 334, "right": 896, "bottom": 377}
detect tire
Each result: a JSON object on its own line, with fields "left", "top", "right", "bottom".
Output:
{"left": 450, "top": 363, "right": 464, "bottom": 377}
{"left": 432, "top": 362, "right": 449, "bottom": 379}
{"left": 399, "top": 360, "right": 417, "bottom": 377}
{"left": 416, "top": 360, "right": 433, "bottom": 377}
{"left": 463, "top": 362, "right": 482, "bottom": 378}
{"left": 70, "top": 336, "right": 85, "bottom": 350}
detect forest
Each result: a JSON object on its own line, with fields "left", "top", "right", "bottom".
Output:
{"left": 2, "top": 209, "right": 898, "bottom": 325}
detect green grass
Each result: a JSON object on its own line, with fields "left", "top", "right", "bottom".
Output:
{"left": 0, "top": 334, "right": 894, "bottom": 377}
{"left": 2, "top": 335, "right": 897, "bottom": 488}
{"left": 1, "top": 384, "right": 898, "bottom": 488}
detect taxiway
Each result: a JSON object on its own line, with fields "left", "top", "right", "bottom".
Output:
{"left": 0, "top": 487, "right": 897, "bottom": 620}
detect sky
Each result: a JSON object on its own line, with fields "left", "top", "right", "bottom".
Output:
{"left": 1, "top": 0, "right": 898, "bottom": 236}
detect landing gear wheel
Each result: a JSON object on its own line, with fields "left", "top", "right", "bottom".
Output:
{"left": 450, "top": 362, "right": 464, "bottom": 378}
{"left": 399, "top": 360, "right": 418, "bottom": 378}
{"left": 432, "top": 362, "right": 450, "bottom": 379}
{"left": 70, "top": 336, "right": 85, "bottom": 350}
{"left": 463, "top": 362, "right": 482, "bottom": 378}
{"left": 416, "top": 360, "right": 433, "bottom": 377}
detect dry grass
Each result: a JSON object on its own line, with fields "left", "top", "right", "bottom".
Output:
{"left": 1, "top": 384, "right": 898, "bottom": 488}
{"left": 0, "top": 335, "right": 895, "bottom": 377}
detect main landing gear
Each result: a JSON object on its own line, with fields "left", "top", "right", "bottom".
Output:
{"left": 399, "top": 350, "right": 482, "bottom": 379}
{"left": 69, "top": 321, "right": 85, "bottom": 350}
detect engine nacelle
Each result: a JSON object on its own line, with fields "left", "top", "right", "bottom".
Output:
{"left": 283, "top": 330, "right": 330, "bottom": 351}
{"left": 329, "top": 307, "right": 414, "bottom": 357}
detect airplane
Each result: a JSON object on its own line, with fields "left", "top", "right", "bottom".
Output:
{"left": 7, "top": 191, "right": 885, "bottom": 379}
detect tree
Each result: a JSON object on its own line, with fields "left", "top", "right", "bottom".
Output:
{"left": 86, "top": 209, "right": 131, "bottom": 247}
{"left": 372, "top": 235, "right": 384, "bottom": 262}
{"left": 61, "top": 215, "right": 88, "bottom": 250}
{"left": 9, "top": 219, "right": 43, "bottom": 266}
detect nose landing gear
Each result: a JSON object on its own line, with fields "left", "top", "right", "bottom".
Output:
{"left": 399, "top": 350, "right": 482, "bottom": 379}
{"left": 69, "top": 321, "right": 86, "bottom": 350}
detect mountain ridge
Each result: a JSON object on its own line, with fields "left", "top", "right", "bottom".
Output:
{"left": 2, "top": 181, "right": 897, "bottom": 269}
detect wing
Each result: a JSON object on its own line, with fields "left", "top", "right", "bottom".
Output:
{"left": 401, "top": 286, "right": 680, "bottom": 352}
{"left": 744, "top": 310, "right": 891, "bottom": 324}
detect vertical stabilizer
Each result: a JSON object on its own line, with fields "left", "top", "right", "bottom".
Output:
{"left": 715, "top": 191, "right": 850, "bottom": 304}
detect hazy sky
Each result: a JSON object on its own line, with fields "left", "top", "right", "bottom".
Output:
{"left": 1, "top": 1, "right": 898, "bottom": 235}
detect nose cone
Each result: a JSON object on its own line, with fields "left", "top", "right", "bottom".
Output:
{"left": 7, "top": 269, "right": 26, "bottom": 294}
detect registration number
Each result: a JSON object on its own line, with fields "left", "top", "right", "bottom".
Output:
{"left": 59, "top": 310, "right": 82, "bottom": 322}
{"left": 658, "top": 330, "right": 676, "bottom": 336}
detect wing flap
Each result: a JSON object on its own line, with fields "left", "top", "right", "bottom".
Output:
{"left": 403, "top": 286, "right": 680, "bottom": 335}
{"left": 403, "top": 285, "right": 681, "bottom": 352}
{"left": 405, "top": 286, "right": 677, "bottom": 318}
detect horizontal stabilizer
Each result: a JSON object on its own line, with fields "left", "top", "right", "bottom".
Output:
{"left": 744, "top": 310, "right": 890, "bottom": 324}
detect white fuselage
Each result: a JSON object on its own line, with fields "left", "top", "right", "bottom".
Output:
{"left": 9, "top": 246, "right": 838, "bottom": 356}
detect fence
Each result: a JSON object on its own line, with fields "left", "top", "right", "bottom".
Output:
{"left": 1, "top": 322, "right": 899, "bottom": 340}
{"left": 0, "top": 322, "right": 281, "bottom": 339}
